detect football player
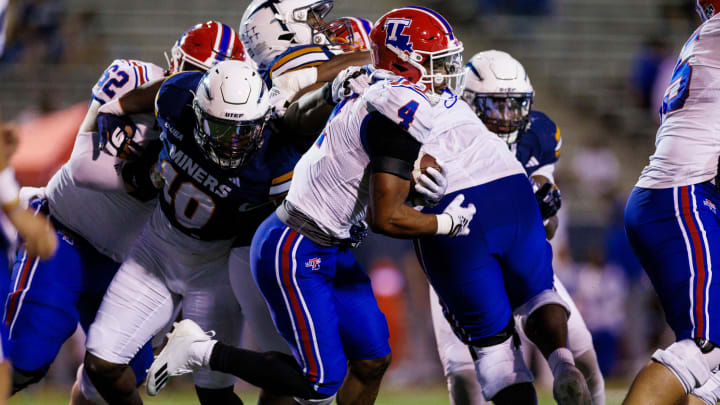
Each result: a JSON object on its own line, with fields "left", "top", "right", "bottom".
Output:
{"left": 3, "top": 21, "right": 243, "bottom": 405}
{"left": 144, "top": 7, "right": 477, "bottom": 405}
{"left": 426, "top": 50, "right": 604, "bottom": 405}
{"left": 239, "top": 0, "right": 373, "bottom": 115}
{"left": 83, "top": 60, "right": 306, "bottom": 405}
{"left": 624, "top": 1, "right": 720, "bottom": 405}
{"left": 0, "top": 120, "right": 57, "bottom": 405}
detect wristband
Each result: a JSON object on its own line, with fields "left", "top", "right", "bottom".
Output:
{"left": 435, "top": 213, "right": 452, "bottom": 235}
{"left": 0, "top": 168, "right": 20, "bottom": 206}
{"left": 98, "top": 98, "right": 126, "bottom": 115}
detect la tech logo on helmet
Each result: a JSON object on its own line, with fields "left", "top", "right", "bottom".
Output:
{"left": 383, "top": 18, "right": 413, "bottom": 53}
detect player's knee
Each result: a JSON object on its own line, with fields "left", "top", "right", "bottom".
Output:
{"left": 84, "top": 352, "right": 125, "bottom": 383}
{"left": 652, "top": 338, "right": 720, "bottom": 393}
{"left": 11, "top": 367, "right": 47, "bottom": 394}
{"left": 469, "top": 328, "right": 534, "bottom": 401}
{"left": 348, "top": 353, "right": 392, "bottom": 383}
{"left": 516, "top": 289, "right": 569, "bottom": 330}
{"left": 195, "top": 385, "right": 244, "bottom": 405}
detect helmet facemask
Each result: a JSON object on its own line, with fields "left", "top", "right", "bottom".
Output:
{"left": 415, "top": 44, "right": 466, "bottom": 104}
{"left": 313, "top": 18, "right": 362, "bottom": 51}
{"left": 697, "top": 1, "right": 717, "bottom": 22}
{"left": 463, "top": 91, "right": 533, "bottom": 145}
{"left": 193, "top": 101, "right": 269, "bottom": 169}
{"left": 289, "top": 0, "right": 334, "bottom": 45}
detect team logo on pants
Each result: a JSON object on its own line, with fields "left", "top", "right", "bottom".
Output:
{"left": 704, "top": 198, "right": 717, "bottom": 214}
{"left": 305, "top": 258, "right": 322, "bottom": 270}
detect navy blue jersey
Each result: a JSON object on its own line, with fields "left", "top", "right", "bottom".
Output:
{"left": 260, "top": 44, "right": 335, "bottom": 88}
{"left": 154, "top": 72, "right": 300, "bottom": 243}
{"left": 514, "top": 110, "right": 562, "bottom": 177}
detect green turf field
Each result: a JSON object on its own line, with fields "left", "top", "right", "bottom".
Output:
{"left": 9, "top": 384, "right": 628, "bottom": 404}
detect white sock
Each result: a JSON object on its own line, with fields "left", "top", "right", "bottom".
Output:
{"left": 190, "top": 339, "right": 217, "bottom": 368}
{"left": 548, "top": 347, "right": 575, "bottom": 376}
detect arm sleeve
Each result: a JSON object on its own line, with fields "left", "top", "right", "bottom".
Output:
{"left": 362, "top": 111, "right": 421, "bottom": 180}
{"left": 67, "top": 132, "right": 126, "bottom": 191}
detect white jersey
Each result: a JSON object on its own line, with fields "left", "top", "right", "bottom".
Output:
{"left": 420, "top": 96, "right": 525, "bottom": 194}
{"left": 285, "top": 79, "right": 434, "bottom": 240}
{"left": 637, "top": 14, "right": 720, "bottom": 189}
{"left": 46, "top": 59, "right": 165, "bottom": 263}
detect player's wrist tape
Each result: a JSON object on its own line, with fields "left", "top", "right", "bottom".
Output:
{"left": 435, "top": 213, "right": 452, "bottom": 235}
{"left": 0, "top": 168, "right": 20, "bottom": 207}
{"left": 98, "top": 98, "right": 125, "bottom": 116}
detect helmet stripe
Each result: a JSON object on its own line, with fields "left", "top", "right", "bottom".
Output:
{"left": 216, "top": 23, "right": 232, "bottom": 61}
{"left": 359, "top": 17, "right": 373, "bottom": 34}
{"left": 404, "top": 6, "right": 455, "bottom": 40}
{"left": 466, "top": 61, "right": 481, "bottom": 80}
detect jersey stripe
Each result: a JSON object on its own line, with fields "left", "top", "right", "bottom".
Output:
{"left": 554, "top": 127, "right": 562, "bottom": 157}
{"left": 391, "top": 84, "right": 430, "bottom": 102}
{"left": 680, "top": 185, "right": 707, "bottom": 337}
{"left": 272, "top": 171, "right": 293, "bottom": 185}
{"left": 270, "top": 46, "right": 329, "bottom": 77}
{"left": 131, "top": 61, "right": 146, "bottom": 85}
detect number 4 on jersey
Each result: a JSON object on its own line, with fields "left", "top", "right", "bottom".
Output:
{"left": 398, "top": 101, "right": 419, "bottom": 130}
{"left": 661, "top": 61, "right": 692, "bottom": 119}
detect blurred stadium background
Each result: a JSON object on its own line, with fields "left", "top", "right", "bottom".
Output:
{"left": 0, "top": 0, "right": 699, "bottom": 403}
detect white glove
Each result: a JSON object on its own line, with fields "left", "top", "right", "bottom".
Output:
{"left": 412, "top": 163, "right": 447, "bottom": 207}
{"left": 269, "top": 67, "right": 318, "bottom": 117}
{"left": 331, "top": 66, "right": 371, "bottom": 103}
{"left": 436, "top": 194, "right": 476, "bottom": 237}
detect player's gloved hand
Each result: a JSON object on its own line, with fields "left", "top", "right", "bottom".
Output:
{"left": 534, "top": 182, "right": 562, "bottom": 220}
{"left": 269, "top": 67, "right": 319, "bottom": 117}
{"left": 96, "top": 113, "right": 142, "bottom": 159}
{"left": 436, "top": 194, "right": 476, "bottom": 237}
{"left": 331, "top": 66, "right": 371, "bottom": 103}
{"left": 411, "top": 162, "right": 448, "bottom": 207}
{"left": 348, "top": 220, "right": 369, "bottom": 248}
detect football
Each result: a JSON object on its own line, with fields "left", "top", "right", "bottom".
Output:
{"left": 418, "top": 153, "right": 442, "bottom": 174}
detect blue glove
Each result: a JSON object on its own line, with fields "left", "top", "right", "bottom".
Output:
{"left": 96, "top": 113, "right": 142, "bottom": 160}
{"left": 534, "top": 182, "right": 562, "bottom": 220}
{"left": 348, "top": 221, "right": 369, "bottom": 248}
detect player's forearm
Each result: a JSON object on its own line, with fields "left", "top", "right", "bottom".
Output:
{"left": 118, "top": 78, "right": 165, "bottom": 114}
{"left": 0, "top": 168, "right": 57, "bottom": 259}
{"left": 316, "top": 51, "right": 371, "bottom": 83}
{"left": 368, "top": 172, "right": 438, "bottom": 238}
{"left": 281, "top": 84, "right": 335, "bottom": 141}
{"left": 368, "top": 203, "right": 438, "bottom": 238}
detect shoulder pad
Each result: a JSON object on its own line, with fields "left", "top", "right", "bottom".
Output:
{"left": 92, "top": 59, "right": 164, "bottom": 105}
{"left": 155, "top": 71, "right": 202, "bottom": 120}
{"left": 264, "top": 45, "right": 334, "bottom": 85}
{"left": 526, "top": 110, "right": 562, "bottom": 159}
{"left": 362, "top": 80, "right": 434, "bottom": 143}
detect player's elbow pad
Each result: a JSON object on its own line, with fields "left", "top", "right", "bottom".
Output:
{"left": 363, "top": 112, "right": 420, "bottom": 180}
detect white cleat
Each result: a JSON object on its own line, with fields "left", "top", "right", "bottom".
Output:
{"left": 146, "top": 319, "right": 215, "bottom": 396}
{"left": 553, "top": 363, "right": 592, "bottom": 405}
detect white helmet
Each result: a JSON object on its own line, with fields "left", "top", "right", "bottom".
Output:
{"left": 193, "top": 60, "right": 271, "bottom": 169}
{"left": 462, "top": 50, "right": 534, "bottom": 144}
{"left": 240, "top": 0, "right": 334, "bottom": 69}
